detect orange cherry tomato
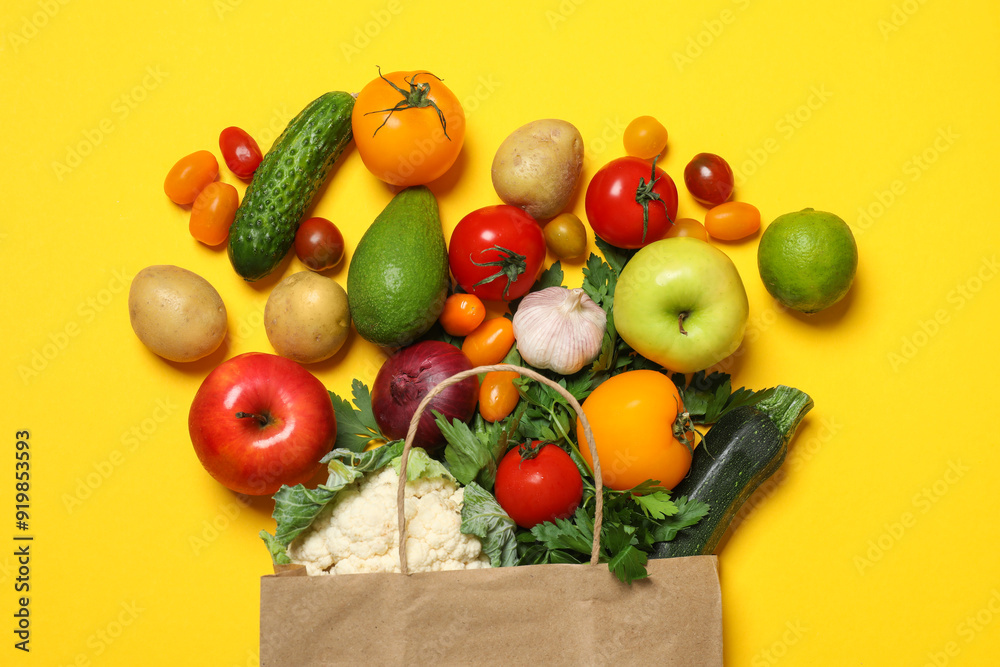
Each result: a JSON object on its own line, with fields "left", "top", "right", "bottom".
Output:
{"left": 189, "top": 182, "right": 239, "bottom": 246}
{"left": 704, "top": 201, "right": 761, "bottom": 241}
{"left": 478, "top": 370, "right": 520, "bottom": 422}
{"left": 439, "top": 293, "right": 486, "bottom": 337}
{"left": 352, "top": 68, "right": 466, "bottom": 187}
{"left": 461, "top": 317, "right": 514, "bottom": 367}
{"left": 623, "top": 116, "right": 668, "bottom": 160}
{"left": 164, "top": 150, "right": 219, "bottom": 205}
{"left": 665, "top": 217, "right": 710, "bottom": 242}
{"left": 576, "top": 370, "right": 692, "bottom": 491}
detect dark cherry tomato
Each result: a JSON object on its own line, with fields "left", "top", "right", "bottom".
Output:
{"left": 683, "top": 153, "right": 734, "bottom": 207}
{"left": 294, "top": 217, "right": 345, "bottom": 271}
{"left": 448, "top": 205, "right": 546, "bottom": 302}
{"left": 584, "top": 156, "right": 678, "bottom": 249}
{"left": 494, "top": 441, "right": 583, "bottom": 529}
{"left": 219, "top": 126, "right": 264, "bottom": 181}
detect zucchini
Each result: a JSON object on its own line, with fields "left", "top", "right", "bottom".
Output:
{"left": 227, "top": 91, "right": 355, "bottom": 281}
{"left": 652, "top": 385, "right": 813, "bottom": 558}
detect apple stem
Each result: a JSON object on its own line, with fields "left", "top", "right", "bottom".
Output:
{"left": 678, "top": 311, "right": 690, "bottom": 336}
{"left": 235, "top": 411, "right": 270, "bottom": 428}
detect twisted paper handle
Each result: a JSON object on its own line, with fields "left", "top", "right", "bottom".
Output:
{"left": 396, "top": 364, "right": 604, "bottom": 574}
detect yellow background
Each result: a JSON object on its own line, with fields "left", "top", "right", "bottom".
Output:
{"left": 3, "top": 0, "right": 999, "bottom": 664}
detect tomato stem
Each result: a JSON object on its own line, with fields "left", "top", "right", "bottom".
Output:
{"left": 634, "top": 155, "right": 673, "bottom": 243}
{"left": 469, "top": 244, "right": 528, "bottom": 300}
{"left": 364, "top": 66, "right": 452, "bottom": 140}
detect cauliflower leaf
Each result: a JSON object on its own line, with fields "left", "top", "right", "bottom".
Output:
{"left": 460, "top": 482, "right": 518, "bottom": 567}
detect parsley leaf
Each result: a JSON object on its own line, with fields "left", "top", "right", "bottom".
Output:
{"left": 650, "top": 496, "right": 711, "bottom": 543}
{"left": 328, "top": 380, "right": 383, "bottom": 452}
{"left": 438, "top": 412, "right": 510, "bottom": 490}
{"left": 604, "top": 524, "right": 649, "bottom": 584}
{"left": 672, "top": 371, "right": 777, "bottom": 425}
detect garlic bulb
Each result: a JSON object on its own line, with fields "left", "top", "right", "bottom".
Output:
{"left": 512, "top": 286, "right": 607, "bottom": 374}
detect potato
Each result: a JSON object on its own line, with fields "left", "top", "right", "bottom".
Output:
{"left": 128, "top": 265, "right": 228, "bottom": 362}
{"left": 491, "top": 119, "right": 585, "bottom": 221}
{"left": 265, "top": 271, "right": 350, "bottom": 364}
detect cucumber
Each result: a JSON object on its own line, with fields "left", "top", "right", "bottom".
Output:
{"left": 652, "top": 385, "right": 813, "bottom": 558}
{"left": 228, "top": 91, "right": 355, "bottom": 281}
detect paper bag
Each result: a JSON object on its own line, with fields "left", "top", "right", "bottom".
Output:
{"left": 260, "top": 556, "right": 722, "bottom": 665}
{"left": 259, "top": 365, "right": 724, "bottom": 665}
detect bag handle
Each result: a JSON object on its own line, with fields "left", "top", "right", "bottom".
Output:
{"left": 397, "top": 364, "right": 604, "bottom": 574}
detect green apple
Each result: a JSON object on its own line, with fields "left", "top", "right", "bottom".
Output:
{"left": 614, "top": 237, "right": 749, "bottom": 373}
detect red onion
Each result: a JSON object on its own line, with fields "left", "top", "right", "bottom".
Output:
{"left": 371, "top": 340, "right": 479, "bottom": 450}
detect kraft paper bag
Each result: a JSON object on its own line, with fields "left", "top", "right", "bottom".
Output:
{"left": 259, "top": 366, "right": 723, "bottom": 666}
{"left": 259, "top": 555, "right": 723, "bottom": 666}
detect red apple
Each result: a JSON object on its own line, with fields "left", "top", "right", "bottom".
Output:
{"left": 188, "top": 352, "right": 337, "bottom": 495}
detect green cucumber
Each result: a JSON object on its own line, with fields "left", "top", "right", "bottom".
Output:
{"left": 652, "top": 385, "right": 813, "bottom": 558}
{"left": 228, "top": 91, "right": 355, "bottom": 281}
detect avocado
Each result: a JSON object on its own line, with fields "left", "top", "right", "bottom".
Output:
{"left": 347, "top": 186, "right": 449, "bottom": 348}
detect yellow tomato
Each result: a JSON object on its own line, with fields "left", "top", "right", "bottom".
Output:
{"left": 576, "top": 370, "right": 692, "bottom": 491}
{"left": 352, "top": 69, "right": 466, "bottom": 187}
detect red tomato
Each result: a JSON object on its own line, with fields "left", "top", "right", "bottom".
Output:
{"left": 164, "top": 150, "right": 218, "bottom": 205}
{"left": 448, "top": 205, "right": 546, "bottom": 302}
{"left": 219, "top": 126, "right": 263, "bottom": 180}
{"left": 189, "top": 182, "right": 239, "bottom": 246}
{"left": 584, "top": 156, "right": 678, "bottom": 249}
{"left": 494, "top": 441, "right": 583, "bottom": 529}
{"left": 294, "top": 217, "right": 345, "bottom": 271}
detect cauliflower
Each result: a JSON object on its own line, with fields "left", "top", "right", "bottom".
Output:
{"left": 287, "top": 465, "right": 491, "bottom": 575}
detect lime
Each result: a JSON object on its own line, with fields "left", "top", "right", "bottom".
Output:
{"left": 757, "top": 208, "right": 858, "bottom": 313}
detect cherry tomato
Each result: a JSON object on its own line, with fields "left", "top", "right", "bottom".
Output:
{"left": 219, "top": 126, "right": 263, "bottom": 181}
{"left": 704, "top": 201, "right": 761, "bottom": 241}
{"left": 294, "top": 217, "right": 345, "bottom": 271}
{"left": 665, "top": 217, "right": 710, "bottom": 242}
{"left": 478, "top": 370, "right": 520, "bottom": 422}
{"left": 576, "top": 370, "right": 692, "bottom": 491}
{"left": 189, "top": 182, "right": 239, "bottom": 246}
{"left": 164, "top": 150, "right": 218, "bottom": 205}
{"left": 461, "top": 317, "right": 514, "bottom": 367}
{"left": 584, "top": 156, "right": 678, "bottom": 249}
{"left": 543, "top": 213, "right": 587, "bottom": 260}
{"left": 439, "top": 293, "right": 486, "bottom": 337}
{"left": 494, "top": 441, "right": 583, "bottom": 529}
{"left": 448, "top": 205, "right": 546, "bottom": 302}
{"left": 623, "top": 116, "right": 668, "bottom": 159}
{"left": 352, "top": 68, "right": 466, "bottom": 187}
{"left": 684, "top": 153, "right": 735, "bottom": 207}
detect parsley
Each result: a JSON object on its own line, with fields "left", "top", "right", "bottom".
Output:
{"left": 672, "top": 370, "right": 777, "bottom": 425}
{"left": 327, "top": 380, "right": 384, "bottom": 452}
